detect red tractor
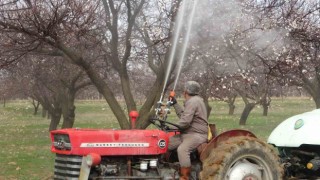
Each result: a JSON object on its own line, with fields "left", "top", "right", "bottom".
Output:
{"left": 50, "top": 110, "right": 283, "bottom": 180}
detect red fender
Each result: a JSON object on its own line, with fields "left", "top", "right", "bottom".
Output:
{"left": 199, "top": 129, "right": 256, "bottom": 161}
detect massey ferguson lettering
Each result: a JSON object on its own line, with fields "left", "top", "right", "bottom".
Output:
{"left": 80, "top": 143, "right": 150, "bottom": 148}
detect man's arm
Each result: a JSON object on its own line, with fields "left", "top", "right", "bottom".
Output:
{"left": 173, "top": 103, "right": 184, "bottom": 118}
{"left": 177, "top": 100, "right": 196, "bottom": 129}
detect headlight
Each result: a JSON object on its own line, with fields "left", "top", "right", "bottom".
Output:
{"left": 53, "top": 134, "right": 71, "bottom": 150}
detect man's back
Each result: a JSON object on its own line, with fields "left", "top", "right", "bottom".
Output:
{"left": 174, "top": 95, "right": 208, "bottom": 136}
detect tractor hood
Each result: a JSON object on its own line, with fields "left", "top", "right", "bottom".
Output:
{"left": 268, "top": 109, "right": 320, "bottom": 147}
{"left": 50, "top": 128, "right": 170, "bottom": 156}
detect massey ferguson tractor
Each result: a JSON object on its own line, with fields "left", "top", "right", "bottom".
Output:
{"left": 268, "top": 109, "right": 320, "bottom": 179}
{"left": 51, "top": 98, "right": 283, "bottom": 180}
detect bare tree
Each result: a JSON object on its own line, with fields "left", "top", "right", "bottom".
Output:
{"left": 250, "top": 0, "right": 320, "bottom": 108}
{"left": 5, "top": 55, "right": 91, "bottom": 130}
{"left": 0, "top": 0, "right": 184, "bottom": 129}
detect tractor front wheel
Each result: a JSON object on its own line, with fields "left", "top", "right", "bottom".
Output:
{"left": 200, "top": 136, "right": 283, "bottom": 180}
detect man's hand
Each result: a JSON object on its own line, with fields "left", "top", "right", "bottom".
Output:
{"left": 168, "top": 90, "right": 177, "bottom": 106}
{"left": 169, "top": 96, "right": 177, "bottom": 106}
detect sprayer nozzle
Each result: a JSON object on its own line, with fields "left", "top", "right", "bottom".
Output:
{"left": 169, "top": 90, "right": 175, "bottom": 98}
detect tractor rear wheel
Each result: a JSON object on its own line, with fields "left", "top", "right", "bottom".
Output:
{"left": 200, "top": 136, "right": 283, "bottom": 180}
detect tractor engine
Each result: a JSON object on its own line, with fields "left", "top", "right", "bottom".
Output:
{"left": 50, "top": 128, "right": 178, "bottom": 179}
{"left": 277, "top": 145, "right": 320, "bottom": 178}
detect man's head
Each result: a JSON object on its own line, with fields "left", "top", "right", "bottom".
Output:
{"left": 184, "top": 81, "right": 200, "bottom": 96}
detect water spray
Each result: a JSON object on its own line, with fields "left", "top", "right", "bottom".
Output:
{"left": 155, "top": 0, "right": 198, "bottom": 121}
{"left": 154, "top": 0, "right": 188, "bottom": 120}
{"left": 173, "top": 0, "right": 199, "bottom": 90}
{"left": 159, "top": 0, "right": 188, "bottom": 102}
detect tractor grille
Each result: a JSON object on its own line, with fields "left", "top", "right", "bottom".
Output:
{"left": 54, "top": 154, "right": 82, "bottom": 180}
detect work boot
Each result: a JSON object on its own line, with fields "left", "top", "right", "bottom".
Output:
{"left": 179, "top": 167, "right": 191, "bottom": 180}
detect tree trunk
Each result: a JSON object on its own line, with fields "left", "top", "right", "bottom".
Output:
{"left": 61, "top": 104, "right": 75, "bottom": 128}
{"left": 120, "top": 72, "right": 137, "bottom": 112}
{"left": 313, "top": 95, "right": 320, "bottom": 109}
{"left": 42, "top": 108, "right": 47, "bottom": 118}
{"left": 34, "top": 105, "right": 39, "bottom": 115}
{"left": 47, "top": 111, "right": 51, "bottom": 119}
{"left": 227, "top": 94, "right": 237, "bottom": 115}
{"left": 32, "top": 100, "right": 40, "bottom": 115}
{"left": 58, "top": 45, "right": 130, "bottom": 129}
{"left": 239, "top": 103, "right": 255, "bottom": 125}
{"left": 228, "top": 104, "right": 235, "bottom": 115}
{"left": 301, "top": 77, "right": 320, "bottom": 109}
{"left": 263, "top": 104, "right": 268, "bottom": 116}
{"left": 203, "top": 97, "right": 212, "bottom": 118}
{"left": 206, "top": 104, "right": 212, "bottom": 119}
{"left": 49, "top": 107, "right": 62, "bottom": 131}
{"left": 61, "top": 91, "right": 76, "bottom": 129}
{"left": 260, "top": 95, "right": 271, "bottom": 116}
{"left": 3, "top": 98, "right": 5, "bottom": 107}
{"left": 136, "top": 75, "right": 164, "bottom": 129}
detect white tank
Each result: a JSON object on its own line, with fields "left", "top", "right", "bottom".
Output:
{"left": 268, "top": 109, "right": 320, "bottom": 147}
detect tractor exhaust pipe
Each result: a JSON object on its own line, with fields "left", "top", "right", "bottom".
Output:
{"left": 129, "top": 111, "right": 139, "bottom": 129}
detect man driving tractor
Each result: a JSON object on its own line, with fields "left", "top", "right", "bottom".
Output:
{"left": 168, "top": 81, "right": 210, "bottom": 180}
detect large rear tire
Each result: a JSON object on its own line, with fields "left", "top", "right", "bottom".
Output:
{"left": 200, "top": 136, "right": 283, "bottom": 180}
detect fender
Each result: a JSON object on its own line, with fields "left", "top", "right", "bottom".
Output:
{"left": 199, "top": 129, "right": 256, "bottom": 161}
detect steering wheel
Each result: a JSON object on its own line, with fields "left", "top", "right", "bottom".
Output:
{"left": 150, "top": 118, "right": 181, "bottom": 132}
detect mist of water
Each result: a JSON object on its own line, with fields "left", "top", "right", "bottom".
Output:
{"left": 173, "top": 0, "right": 198, "bottom": 90}
{"left": 160, "top": 0, "right": 286, "bottom": 101}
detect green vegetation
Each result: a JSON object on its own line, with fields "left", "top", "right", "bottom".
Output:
{"left": 0, "top": 98, "right": 316, "bottom": 179}
{"left": 211, "top": 97, "right": 315, "bottom": 140}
